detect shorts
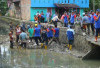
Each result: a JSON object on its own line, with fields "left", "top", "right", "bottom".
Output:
{"left": 95, "top": 28, "right": 100, "bottom": 37}
{"left": 68, "top": 40, "right": 74, "bottom": 45}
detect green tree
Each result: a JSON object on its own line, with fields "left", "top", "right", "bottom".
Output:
{"left": 0, "top": 0, "right": 8, "bottom": 15}
{"left": 85, "top": 0, "right": 100, "bottom": 12}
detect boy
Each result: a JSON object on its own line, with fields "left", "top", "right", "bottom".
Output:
{"left": 9, "top": 29, "right": 14, "bottom": 49}
{"left": 28, "top": 24, "right": 34, "bottom": 42}
{"left": 66, "top": 26, "right": 75, "bottom": 50}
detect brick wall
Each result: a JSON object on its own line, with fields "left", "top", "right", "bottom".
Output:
{"left": 20, "top": 0, "right": 31, "bottom": 20}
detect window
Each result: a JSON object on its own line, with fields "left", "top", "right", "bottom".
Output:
{"left": 68, "top": 0, "right": 69, "bottom": 3}
{"left": 65, "top": 0, "right": 66, "bottom": 3}
{"left": 62, "top": 0, "right": 63, "bottom": 3}
{"left": 53, "top": 0, "right": 54, "bottom": 3}
{"left": 82, "top": 0, "right": 83, "bottom": 4}
{"left": 85, "top": 0, "right": 87, "bottom": 3}
{"left": 73, "top": 0, "right": 75, "bottom": 3}
{"left": 58, "top": 0, "right": 60, "bottom": 3}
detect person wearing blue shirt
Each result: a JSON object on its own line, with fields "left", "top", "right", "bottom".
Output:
{"left": 41, "top": 27, "right": 48, "bottom": 49}
{"left": 47, "top": 26, "right": 54, "bottom": 40}
{"left": 66, "top": 25, "right": 75, "bottom": 50}
{"left": 70, "top": 11, "right": 76, "bottom": 26}
{"left": 19, "top": 30, "right": 27, "bottom": 48}
{"left": 61, "top": 12, "right": 69, "bottom": 27}
{"left": 49, "top": 25, "right": 61, "bottom": 45}
{"left": 82, "top": 13, "right": 90, "bottom": 34}
{"left": 21, "top": 22, "right": 26, "bottom": 31}
{"left": 93, "top": 9, "right": 100, "bottom": 42}
{"left": 38, "top": 22, "right": 42, "bottom": 29}
{"left": 34, "top": 24, "right": 42, "bottom": 46}
{"left": 40, "top": 11, "right": 45, "bottom": 23}
{"left": 90, "top": 11, "right": 95, "bottom": 35}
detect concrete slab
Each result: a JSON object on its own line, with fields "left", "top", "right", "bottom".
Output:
{"left": 86, "top": 37, "right": 100, "bottom": 46}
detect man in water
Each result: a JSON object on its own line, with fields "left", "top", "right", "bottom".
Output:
{"left": 19, "top": 30, "right": 27, "bottom": 48}
{"left": 9, "top": 29, "right": 14, "bottom": 49}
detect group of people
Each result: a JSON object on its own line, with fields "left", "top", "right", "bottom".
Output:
{"left": 82, "top": 9, "right": 100, "bottom": 42}
{"left": 9, "top": 9, "right": 100, "bottom": 51}
{"left": 9, "top": 22, "right": 62, "bottom": 50}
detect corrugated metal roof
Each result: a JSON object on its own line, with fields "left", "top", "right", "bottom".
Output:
{"left": 54, "top": 3, "right": 80, "bottom": 8}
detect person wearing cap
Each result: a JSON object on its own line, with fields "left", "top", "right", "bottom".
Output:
{"left": 93, "top": 9, "right": 100, "bottom": 42}
{"left": 41, "top": 26, "right": 48, "bottom": 49}
{"left": 61, "top": 12, "right": 69, "bottom": 27}
{"left": 66, "top": 25, "right": 75, "bottom": 50}
{"left": 90, "top": 11, "right": 95, "bottom": 35}
{"left": 82, "top": 12, "right": 90, "bottom": 34}
{"left": 49, "top": 25, "right": 61, "bottom": 45}
{"left": 70, "top": 11, "right": 76, "bottom": 26}
{"left": 19, "top": 29, "right": 27, "bottom": 48}
{"left": 33, "top": 24, "right": 42, "bottom": 46}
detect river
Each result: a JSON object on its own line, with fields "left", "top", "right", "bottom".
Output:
{"left": 0, "top": 42, "right": 100, "bottom": 68}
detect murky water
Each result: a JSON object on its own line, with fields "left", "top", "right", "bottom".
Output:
{"left": 0, "top": 42, "right": 100, "bottom": 68}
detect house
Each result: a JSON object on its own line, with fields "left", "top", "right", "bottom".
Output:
{"left": 7, "top": 0, "right": 31, "bottom": 20}
{"left": 7, "top": 0, "right": 89, "bottom": 21}
{"left": 30, "top": 0, "right": 89, "bottom": 21}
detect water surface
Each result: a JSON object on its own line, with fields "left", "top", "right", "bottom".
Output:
{"left": 0, "top": 42, "right": 100, "bottom": 68}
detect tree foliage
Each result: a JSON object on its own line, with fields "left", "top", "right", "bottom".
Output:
{"left": 0, "top": 0, "right": 8, "bottom": 15}
{"left": 85, "top": 0, "right": 100, "bottom": 12}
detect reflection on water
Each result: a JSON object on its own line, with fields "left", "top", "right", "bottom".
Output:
{"left": 0, "top": 42, "right": 100, "bottom": 68}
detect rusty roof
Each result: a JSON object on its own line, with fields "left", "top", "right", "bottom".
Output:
{"left": 54, "top": 3, "right": 80, "bottom": 8}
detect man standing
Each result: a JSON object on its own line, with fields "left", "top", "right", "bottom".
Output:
{"left": 41, "top": 27, "right": 48, "bottom": 49}
{"left": 94, "top": 9, "right": 100, "bottom": 42}
{"left": 52, "top": 14, "right": 59, "bottom": 27}
{"left": 46, "top": 11, "right": 50, "bottom": 23}
{"left": 40, "top": 11, "right": 45, "bottom": 23}
{"left": 28, "top": 24, "right": 34, "bottom": 42}
{"left": 91, "top": 11, "right": 95, "bottom": 35}
{"left": 34, "top": 24, "right": 42, "bottom": 46}
{"left": 82, "top": 13, "right": 90, "bottom": 34}
{"left": 66, "top": 26, "right": 75, "bottom": 50}
{"left": 47, "top": 26, "right": 54, "bottom": 40}
{"left": 70, "top": 11, "right": 76, "bottom": 26}
{"left": 61, "top": 12, "right": 69, "bottom": 27}
{"left": 49, "top": 25, "right": 61, "bottom": 45}
{"left": 9, "top": 29, "right": 14, "bottom": 49}
{"left": 16, "top": 24, "right": 21, "bottom": 43}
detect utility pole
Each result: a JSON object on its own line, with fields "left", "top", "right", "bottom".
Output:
{"left": 93, "top": 0, "right": 95, "bottom": 11}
